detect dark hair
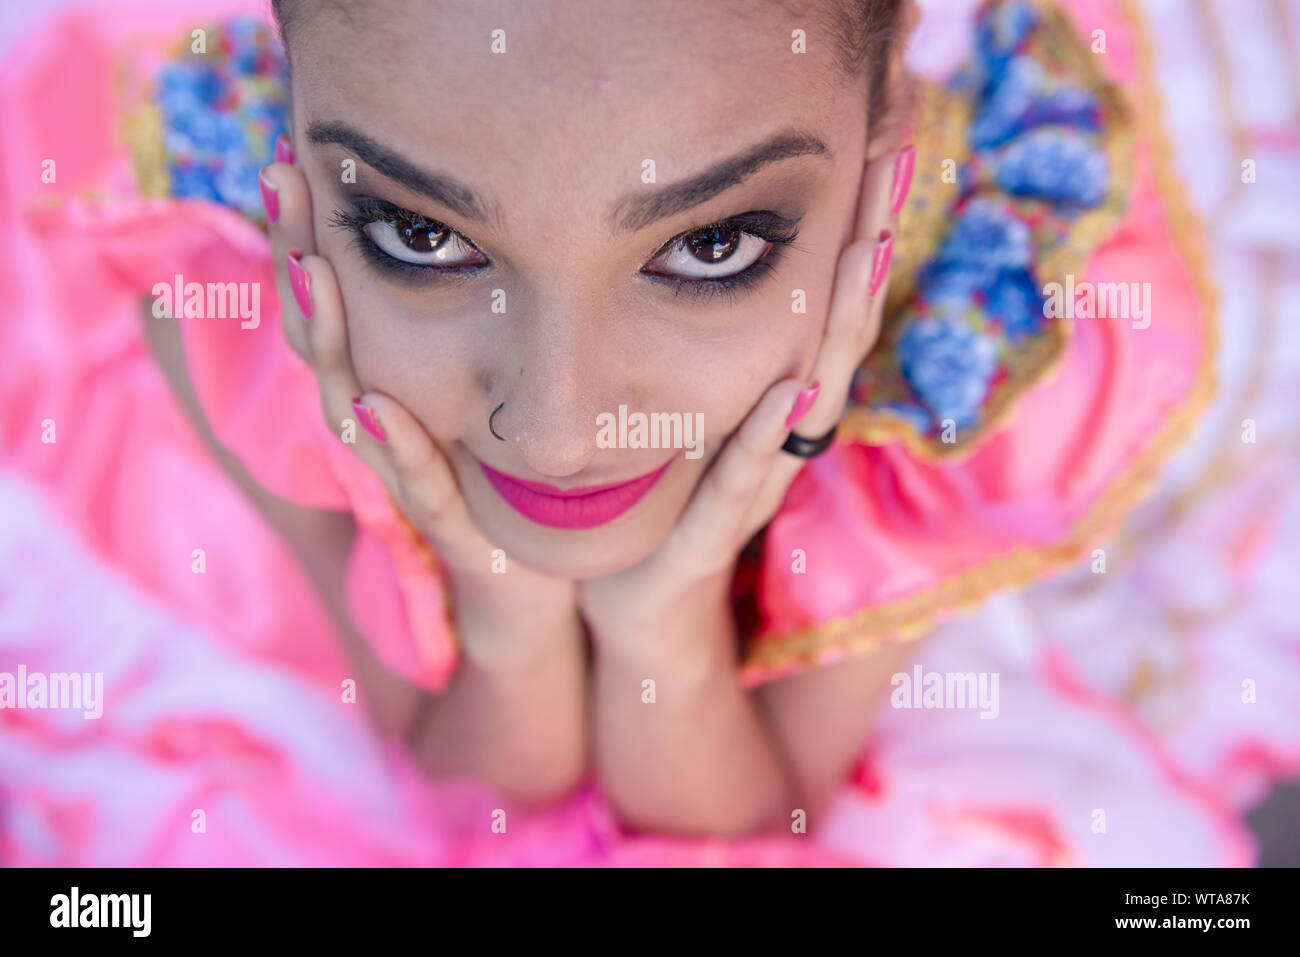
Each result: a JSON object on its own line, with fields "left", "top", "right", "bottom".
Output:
{"left": 825, "top": 0, "right": 908, "bottom": 135}
{"left": 273, "top": 0, "right": 907, "bottom": 132}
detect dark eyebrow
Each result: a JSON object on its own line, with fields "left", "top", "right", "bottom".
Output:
{"left": 306, "top": 120, "right": 501, "bottom": 230}
{"left": 609, "top": 129, "right": 830, "bottom": 234}
{"left": 306, "top": 121, "right": 828, "bottom": 236}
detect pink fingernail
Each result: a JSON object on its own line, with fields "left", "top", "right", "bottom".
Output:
{"left": 258, "top": 170, "right": 279, "bottom": 223}
{"left": 352, "top": 398, "right": 387, "bottom": 443}
{"left": 890, "top": 144, "right": 915, "bottom": 215}
{"left": 274, "top": 134, "right": 294, "bottom": 165}
{"left": 286, "top": 249, "right": 313, "bottom": 320}
{"left": 786, "top": 381, "right": 820, "bottom": 430}
{"left": 869, "top": 230, "right": 894, "bottom": 298}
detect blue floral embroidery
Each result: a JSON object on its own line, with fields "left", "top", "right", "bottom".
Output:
{"left": 861, "top": 0, "right": 1117, "bottom": 443}
{"left": 966, "top": 57, "right": 1102, "bottom": 149}
{"left": 976, "top": 0, "right": 1039, "bottom": 67}
{"left": 918, "top": 263, "right": 990, "bottom": 311}
{"left": 993, "top": 128, "right": 1109, "bottom": 205}
{"left": 967, "top": 56, "right": 1044, "bottom": 149}
{"left": 154, "top": 18, "right": 289, "bottom": 220}
{"left": 984, "top": 268, "right": 1044, "bottom": 341}
{"left": 896, "top": 316, "right": 1000, "bottom": 431}
{"left": 934, "top": 197, "right": 1034, "bottom": 273}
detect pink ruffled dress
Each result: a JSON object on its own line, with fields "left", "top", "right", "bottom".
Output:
{"left": 1, "top": 0, "right": 1293, "bottom": 865}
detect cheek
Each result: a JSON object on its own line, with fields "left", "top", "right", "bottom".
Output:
{"left": 334, "top": 272, "right": 487, "bottom": 441}
{"left": 658, "top": 303, "right": 822, "bottom": 446}
{"left": 669, "top": 232, "right": 842, "bottom": 441}
{"left": 308, "top": 173, "right": 487, "bottom": 444}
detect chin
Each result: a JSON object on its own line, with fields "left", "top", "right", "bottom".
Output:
{"left": 501, "top": 535, "right": 654, "bottom": 581}
{"left": 466, "top": 494, "right": 681, "bottom": 581}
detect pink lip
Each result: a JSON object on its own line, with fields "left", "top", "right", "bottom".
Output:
{"left": 478, "top": 459, "right": 672, "bottom": 529}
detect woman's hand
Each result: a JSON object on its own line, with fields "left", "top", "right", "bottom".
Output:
{"left": 579, "top": 185, "right": 898, "bottom": 648}
{"left": 257, "top": 143, "right": 579, "bottom": 659}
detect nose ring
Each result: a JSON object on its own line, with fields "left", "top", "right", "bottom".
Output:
{"left": 489, "top": 402, "right": 506, "bottom": 441}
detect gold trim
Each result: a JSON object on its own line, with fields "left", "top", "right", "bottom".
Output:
{"left": 738, "top": 0, "right": 1221, "bottom": 686}
{"left": 117, "top": 32, "right": 173, "bottom": 199}
{"left": 880, "top": 82, "right": 971, "bottom": 319}
{"left": 842, "top": 0, "right": 1137, "bottom": 463}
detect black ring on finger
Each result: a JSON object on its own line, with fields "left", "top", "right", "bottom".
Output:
{"left": 781, "top": 423, "right": 837, "bottom": 458}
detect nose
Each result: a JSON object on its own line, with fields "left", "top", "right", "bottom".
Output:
{"left": 498, "top": 297, "right": 619, "bottom": 479}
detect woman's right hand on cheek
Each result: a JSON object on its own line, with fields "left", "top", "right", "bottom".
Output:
{"left": 258, "top": 144, "right": 580, "bottom": 659}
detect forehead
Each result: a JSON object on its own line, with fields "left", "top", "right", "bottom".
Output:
{"left": 290, "top": 0, "right": 859, "bottom": 229}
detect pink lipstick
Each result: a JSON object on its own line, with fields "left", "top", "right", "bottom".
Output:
{"left": 478, "top": 460, "right": 671, "bottom": 529}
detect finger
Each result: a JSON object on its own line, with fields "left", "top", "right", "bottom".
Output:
{"left": 752, "top": 229, "right": 897, "bottom": 528}
{"left": 259, "top": 135, "right": 315, "bottom": 360}
{"left": 661, "top": 377, "right": 813, "bottom": 579}
{"left": 790, "top": 238, "right": 880, "bottom": 439}
{"left": 289, "top": 250, "right": 398, "bottom": 488}
{"left": 258, "top": 137, "right": 486, "bottom": 569}
{"left": 787, "top": 149, "right": 898, "bottom": 443}
{"left": 746, "top": 150, "right": 903, "bottom": 534}
{"left": 354, "top": 390, "right": 497, "bottom": 570}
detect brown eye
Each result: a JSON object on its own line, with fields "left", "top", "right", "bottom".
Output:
{"left": 686, "top": 225, "right": 742, "bottom": 263}
{"left": 395, "top": 216, "right": 450, "bottom": 254}
{"left": 364, "top": 215, "right": 487, "bottom": 267}
{"left": 644, "top": 224, "right": 771, "bottom": 280}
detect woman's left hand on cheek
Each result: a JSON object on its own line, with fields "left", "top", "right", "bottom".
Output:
{"left": 580, "top": 148, "right": 903, "bottom": 642}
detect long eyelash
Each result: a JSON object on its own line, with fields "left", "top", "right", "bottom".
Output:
{"left": 650, "top": 253, "right": 785, "bottom": 307}
{"left": 643, "top": 212, "right": 806, "bottom": 306}
{"left": 328, "top": 197, "right": 487, "bottom": 283}
{"left": 330, "top": 198, "right": 803, "bottom": 303}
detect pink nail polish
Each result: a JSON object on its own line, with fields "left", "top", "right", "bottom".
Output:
{"left": 786, "top": 381, "right": 820, "bottom": 430}
{"left": 258, "top": 170, "right": 279, "bottom": 223}
{"left": 869, "top": 230, "right": 894, "bottom": 298}
{"left": 890, "top": 144, "right": 915, "bottom": 216}
{"left": 274, "top": 134, "right": 294, "bottom": 165}
{"left": 286, "top": 249, "right": 312, "bottom": 320}
{"left": 352, "top": 398, "right": 387, "bottom": 443}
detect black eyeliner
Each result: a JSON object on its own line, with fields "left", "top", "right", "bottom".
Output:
{"left": 639, "top": 210, "right": 805, "bottom": 304}
{"left": 641, "top": 247, "right": 788, "bottom": 306}
{"left": 330, "top": 196, "right": 803, "bottom": 301}
{"left": 328, "top": 196, "right": 488, "bottom": 284}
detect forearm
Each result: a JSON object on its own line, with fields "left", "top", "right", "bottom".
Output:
{"left": 589, "top": 574, "right": 795, "bottom": 838}
{"left": 755, "top": 638, "right": 921, "bottom": 825}
{"left": 410, "top": 577, "right": 588, "bottom": 806}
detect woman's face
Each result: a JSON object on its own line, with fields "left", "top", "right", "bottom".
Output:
{"left": 289, "top": 0, "right": 870, "bottom": 579}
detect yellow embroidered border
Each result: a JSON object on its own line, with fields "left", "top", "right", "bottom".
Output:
{"left": 117, "top": 32, "right": 172, "bottom": 200}
{"left": 878, "top": 82, "right": 971, "bottom": 321}
{"left": 737, "top": 0, "right": 1221, "bottom": 686}
{"left": 842, "top": 0, "right": 1137, "bottom": 463}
